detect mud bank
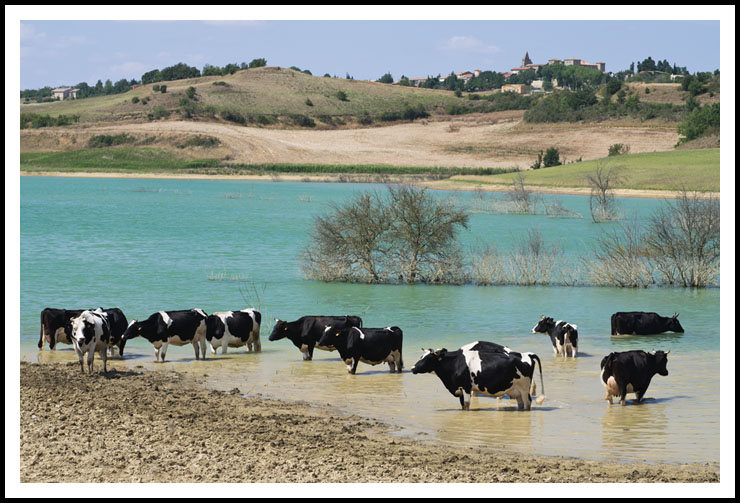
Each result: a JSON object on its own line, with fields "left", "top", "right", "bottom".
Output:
{"left": 18, "top": 362, "right": 719, "bottom": 484}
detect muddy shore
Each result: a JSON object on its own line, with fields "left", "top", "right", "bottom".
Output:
{"left": 18, "top": 362, "right": 719, "bottom": 485}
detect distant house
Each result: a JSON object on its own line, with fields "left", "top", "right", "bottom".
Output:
{"left": 501, "top": 83, "right": 530, "bottom": 94}
{"left": 409, "top": 77, "right": 427, "bottom": 87}
{"left": 51, "top": 87, "right": 79, "bottom": 100}
{"left": 455, "top": 71, "right": 474, "bottom": 81}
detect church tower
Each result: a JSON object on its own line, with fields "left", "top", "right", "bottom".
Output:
{"left": 522, "top": 51, "right": 532, "bottom": 67}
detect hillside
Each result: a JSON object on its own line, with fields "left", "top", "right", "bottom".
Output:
{"left": 20, "top": 66, "right": 468, "bottom": 126}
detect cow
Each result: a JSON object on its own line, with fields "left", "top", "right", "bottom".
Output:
{"left": 268, "top": 315, "right": 363, "bottom": 360}
{"left": 205, "top": 309, "right": 262, "bottom": 354}
{"left": 611, "top": 312, "right": 684, "bottom": 335}
{"left": 600, "top": 350, "right": 670, "bottom": 405}
{"left": 38, "top": 308, "right": 85, "bottom": 350}
{"left": 317, "top": 326, "right": 403, "bottom": 374}
{"left": 119, "top": 309, "right": 208, "bottom": 362}
{"left": 531, "top": 316, "right": 579, "bottom": 357}
{"left": 90, "top": 307, "right": 128, "bottom": 357}
{"left": 68, "top": 310, "right": 111, "bottom": 374}
{"left": 411, "top": 341, "right": 545, "bottom": 411}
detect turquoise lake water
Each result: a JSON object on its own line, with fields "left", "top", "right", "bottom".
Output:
{"left": 19, "top": 176, "right": 721, "bottom": 465}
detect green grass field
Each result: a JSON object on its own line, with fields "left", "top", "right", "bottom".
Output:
{"left": 19, "top": 147, "right": 516, "bottom": 177}
{"left": 20, "top": 147, "right": 221, "bottom": 173}
{"left": 456, "top": 149, "right": 720, "bottom": 192}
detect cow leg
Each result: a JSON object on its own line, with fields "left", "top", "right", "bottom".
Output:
{"left": 160, "top": 342, "right": 169, "bottom": 362}
{"left": 99, "top": 347, "right": 108, "bottom": 374}
{"left": 76, "top": 348, "right": 85, "bottom": 374}
{"left": 300, "top": 345, "right": 310, "bottom": 361}
{"left": 87, "top": 350, "right": 95, "bottom": 375}
{"left": 388, "top": 361, "right": 396, "bottom": 373}
{"left": 199, "top": 338, "right": 207, "bottom": 360}
{"left": 635, "top": 391, "right": 645, "bottom": 404}
{"left": 462, "top": 390, "right": 471, "bottom": 410}
{"left": 253, "top": 335, "right": 261, "bottom": 353}
{"left": 154, "top": 346, "right": 161, "bottom": 362}
{"left": 350, "top": 358, "right": 360, "bottom": 375}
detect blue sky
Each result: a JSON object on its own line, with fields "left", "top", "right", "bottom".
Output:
{"left": 15, "top": 14, "right": 726, "bottom": 90}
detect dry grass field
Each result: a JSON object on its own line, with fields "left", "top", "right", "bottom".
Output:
{"left": 20, "top": 111, "right": 680, "bottom": 170}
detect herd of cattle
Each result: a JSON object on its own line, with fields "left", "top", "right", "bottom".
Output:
{"left": 38, "top": 307, "right": 684, "bottom": 409}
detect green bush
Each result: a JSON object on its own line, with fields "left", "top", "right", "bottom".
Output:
{"left": 543, "top": 147, "right": 561, "bottom": 167}
{"left": 160, "top": 85, "right": 167, "bottom": 94}
{"left": 608, "top": 143, "right": 631, "bottom": 156}
{"left": 87, "top": 134, "right": 136, "bottom": 148}
{"left": 212, "top": 81, "right": 229, "bottom": 87}
{"left": 20, "top": 113, "right": 80, "bottom": 129}
{"left": 677, "top": 103, "right": 720, "bottom": 144}
{"left": 290, "top": 115, "right": 315, "bottom": 128}
{"left": 148, "top": 106, "right": 170, "bottom": 121}
{"left": 335, "top": 90, "right": 348, "bottom": 102}
{"left": 446, "top": 103, "right": 471, "bottom": 115}
{"left": 152, "top": 84, "right": 160, "bottom": 92}
{"left": 256, "top": 115, "right": 275, "bottom": 125}
{"left": 305, "top": 98, "right": 313, "bottom": 107}
{"left": 177, "top": 135, "right": 220, "bottom": 148}
{"left": 221, "top": 109, "right": 246, "bottom": 124}
{"left": 131, "top": 96, "right": 140, "bottom": 104}
{"left": 185, "top": 86, "right": 196, "bottom": 100}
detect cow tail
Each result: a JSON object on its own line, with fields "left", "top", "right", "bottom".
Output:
{"left": 532, "top": 354, "right": 545, "bottom": 405}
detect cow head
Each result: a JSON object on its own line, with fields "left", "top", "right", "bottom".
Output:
{"left": 268, "top": 319, "right": 289, "bottom": 341}
{"left": 531, "top": 315, "right": 555, "bottom": 334}
{"left": 316, "top": 325, "right": 338, "bottom": 350}
{"left": 70, "top": 314, "right": 95, "bottom": 346}
{"left": 205, "top": 315, "right": 225, "bottom": 342}
{"left": 651, "top": 350, "right": 670, "bottom": 376}
{"left": 668, "top": 313, "right": 684, "bottom": 333}
{"left": 119, "top": 319, "right": 141, "bottom": 356}
{"left": 411, "top": 348, "right": 446, "bottom": 374}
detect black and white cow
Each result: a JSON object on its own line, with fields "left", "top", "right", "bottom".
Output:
{"left": 531, "top": 316, "right": 579, "bottom": 357}
{"left": 611, "top": 312, "right": 684, "bottom": 335}
{"left": 119, "top": 309, "right": 208, "bottom": 362}
{"left": 69, "top": 310, "right": 111, "bottom": 374}
{"left": 38, "top": 308, "right": 85, "bottom": 350}
{"left": 411, "top": 341, "right": 545, "bottom": 411}
{"left": 317, "top": 326, "right": 403, "bottom": 374}
{"left": 205, "top": 309, "right": 261, "bottom": 354}
{"left": 90, "top": 307, "right": 128, "bottom": 356}
{"left": 600, "top": 350, "right": 670, "bottom": 405}
{"left": 268, "top": 315, "right": 363, "bottom": 361}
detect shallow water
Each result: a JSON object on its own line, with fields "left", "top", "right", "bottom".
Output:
{"left": 19, "top": 176, "right": 720, "bottom": 465}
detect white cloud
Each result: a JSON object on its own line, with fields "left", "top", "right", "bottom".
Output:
{"left": 440, "top": 36, "right": 501, "bottom": 54}
{"left": 20, "top": 23, "right": 46, "bottom": 44}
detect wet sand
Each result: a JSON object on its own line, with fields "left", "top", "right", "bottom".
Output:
{"left": 19, "top": 361, "right": 719, "bottom": 484}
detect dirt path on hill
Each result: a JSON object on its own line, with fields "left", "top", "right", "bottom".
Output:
{"left": 19, "top": 362, "right": 719, "bottom": 484}
{"left": 19, "top": 112, "right": 681, "bottom": 170}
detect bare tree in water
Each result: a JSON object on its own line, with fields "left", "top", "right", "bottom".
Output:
{"left": 585, "top": 160, "right": 625, "bottom": 222}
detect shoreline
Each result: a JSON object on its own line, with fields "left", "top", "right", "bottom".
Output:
{"left": 19, "top": 171, "right": 720, "bottom": 200}
{"left": 19, "top": 361, "right": 720, "bottom": 484}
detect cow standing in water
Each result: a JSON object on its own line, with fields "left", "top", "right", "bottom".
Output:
{"left": 268, "top": 315, "right": 363, "bottom": 360}
{"left": 38, "top": 308, "right": 85, "bottom": 350}
{"left": 205, "top": 309, "right": 262, "bottom": 354}
{"left": 411, "top": 341, "right": 545, "bottom": 411}
{"left": 120, "top": 309, "right": 208, "bottom": 362}
{"left": 600, "top": 350, "right": 670, "bottom": 405}
{"left": 611, "top": 312, "right": 684, "bottom": 335}
{"left": 531, "top": 316, "right": 579, "bottom": 357}
{"left": 318, "top": 326, "right": 403, "bottom": 374}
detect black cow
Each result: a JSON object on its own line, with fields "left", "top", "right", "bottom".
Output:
{"left": 38, "top": 308, "right": 85, "bottom": 350}
{"left": 268, "top": 315, "right": 362, "bottom": 360}
{"left": 611, "top": 312, "right": 684, "bottom": 335}
{"left": 411, "top": 341, "right": 545, "bottom": 411}
{"left": 120, "top": 309, "right": 208, "bottom": 362}
{"left": 205, "top": 309, "right": 262, "bottom": 354}
{"left": 531, "top": 316, "right": 579, "bottom": 357}
{"left": 600, "top": 350, "right": 670, "bottom": 405}
{"left": 318, "top": 326, "right": 403, "bottom": 374}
